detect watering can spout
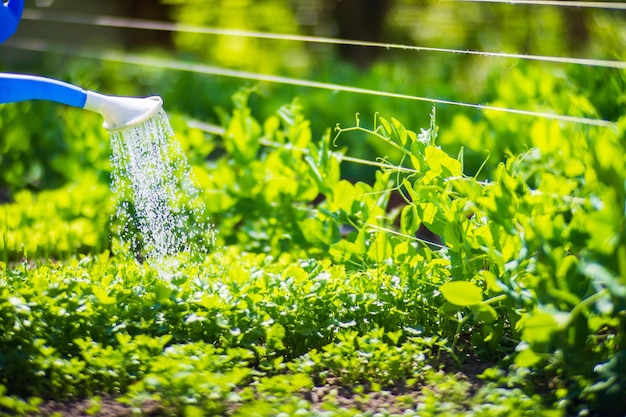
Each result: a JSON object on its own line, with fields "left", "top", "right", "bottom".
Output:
{"left": 84, "top": 92, "right": 163, "bottom": 131}
{"left": 0, "top": 73, "right": 163, "bottom": 131}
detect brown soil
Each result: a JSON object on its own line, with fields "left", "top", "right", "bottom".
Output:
{"left": 32, "top": 360, "right": 493, "bottom": 417}
{"left": 33, "top": 396, "right": 162, "bottom": 417}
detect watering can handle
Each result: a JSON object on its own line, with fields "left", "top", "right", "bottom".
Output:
{"left": 0, "top": 0, "right": 25, "bottom": 44}
{"left": 0, "top": 73, "right": 87, "bottom": 107}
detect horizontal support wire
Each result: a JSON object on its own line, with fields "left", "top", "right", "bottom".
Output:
{"left": 447, "top": 0, "right": 626, "bottom": 10}
{"left": 3, "top": 38, "right": 615, "bottom": 128}
{"left": 20, "top": 9, "right": 626, "bottom": 70}
{"left": 366, "top": 223, "right": 447, "bottom": 250}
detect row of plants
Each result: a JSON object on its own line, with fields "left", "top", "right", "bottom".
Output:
{"left": 0, "top": 248, "right": 558, "bottom": 416}
{"left": 1, "top": 60, "right": 625, "bottom": 415}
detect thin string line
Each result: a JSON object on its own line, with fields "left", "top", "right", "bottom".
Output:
{"left": 20, "top": 9, "right": 626, "bottom": 70}
{"left": 3, "top": 38, "right": 615, "bottom": 128}
{"left": 448, "top": 0, "right": 626, "bottom": 9}
{"left": 365, "top": 223, "right": 446, "bottom": 249}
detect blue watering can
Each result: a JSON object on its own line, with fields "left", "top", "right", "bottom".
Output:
{"left": 0, "top": 0, "right": 24, "bottom": 44}
{"left": 0, "top": 0, "right": 162, "bottom": 131}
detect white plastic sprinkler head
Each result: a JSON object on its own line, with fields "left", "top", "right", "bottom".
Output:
{"left": 84, "top": 91, "right": 163, "bottom": 131}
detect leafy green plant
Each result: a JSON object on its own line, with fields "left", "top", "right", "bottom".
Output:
{"left": 121, "top": 342, "right": 253, "bottom": 415}
{"left": 0, "top": 174, "right": 112, "bottom": 261}
{"left": 0, "top": 100, "right": 109, "bottom": 194}
{"left": 292, "top": 326, "right": 446, "bottom": 387}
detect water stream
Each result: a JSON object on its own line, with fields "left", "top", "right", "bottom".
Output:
{"left": 109, "top": 108, "right": 214, "bottom": 272}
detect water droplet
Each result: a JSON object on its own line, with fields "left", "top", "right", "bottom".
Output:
{"left": 109, "top": 109, "right": 215, "bottom": 275}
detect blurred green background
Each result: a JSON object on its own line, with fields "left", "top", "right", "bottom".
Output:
{"left": 1, "top": 0, "right": 625, "bottom": 196}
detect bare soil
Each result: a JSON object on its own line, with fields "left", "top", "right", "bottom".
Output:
{"left": 34, "top": 397, "right": 162, "bottom": 417}
{"left": 32, "top": 360, "right": 492, "bottom": 417}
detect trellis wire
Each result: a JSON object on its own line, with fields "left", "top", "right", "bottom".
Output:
{"left": 366, "top": 223, "right": 447, "bottom": 250}
{"left": 448, "top": 0, "right": 626, "bottom": 10}
{"left": 3, "top": 38, "right": 616, "bottom": 128}
{"left": 21, "top": 9, "right": 626, "bottom": 70}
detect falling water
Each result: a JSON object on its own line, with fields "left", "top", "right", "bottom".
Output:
{"left": 109, "top": 108, "right": 214, "bottom": 272}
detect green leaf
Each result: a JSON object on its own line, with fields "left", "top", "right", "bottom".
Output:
{"left": 92, "top": 286, "right": 116, "bottom": 305}
{"left": 481, "top": 324, "right": 496, "bottom": 342}
{"left": 328, "top": 180, "right": 358, "bottom": 212}
{"left": 409, "top": 140, "right": 426, "bottom": 172}
{"left": 515, "top": 345, "right": 543, "bottom": 367}
{"left": 522, "top": 311, "right": 558, "bottom": 346}
{"left": 378, "top": 116, "right": 392, "bottom": 136}
{"left": 184, "top": 405, "right": 204, "bottom": 417}
{"left": 451, "top": 178, "right": 484, "bottom": 200}
{"left": 439, "top": 301, "right": 462, "bottom": 317}
{"left": 440, "top": 281, "right": 483, "bottom": 306}
{"left": 266, "top": 323, "right": 286, "bottom": 350}
{"left": 300, "top": 217, "right": 339, "bottom": 246}
{"left": 329, "top": 240, "right": 356, "bottom": 263}
{"left": 391, "top": 117, "right": 409, "bottom": 146}
{"left": 586, "top": 207, "right": 620, "bottom": 255}
{"left": 425, "top": 146, "right": 462, "bottom": 178}
{"left": 367, "top": 231, "right": 392, "bottom": 263}
{"left": 473, "top": 303, "right": 498, "bottom": 323}
{"left": 419, "top": 203, "right": 444, "bottom": 235}
{"left": 400, "top": 205, "right": 420, "bottom": 235}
